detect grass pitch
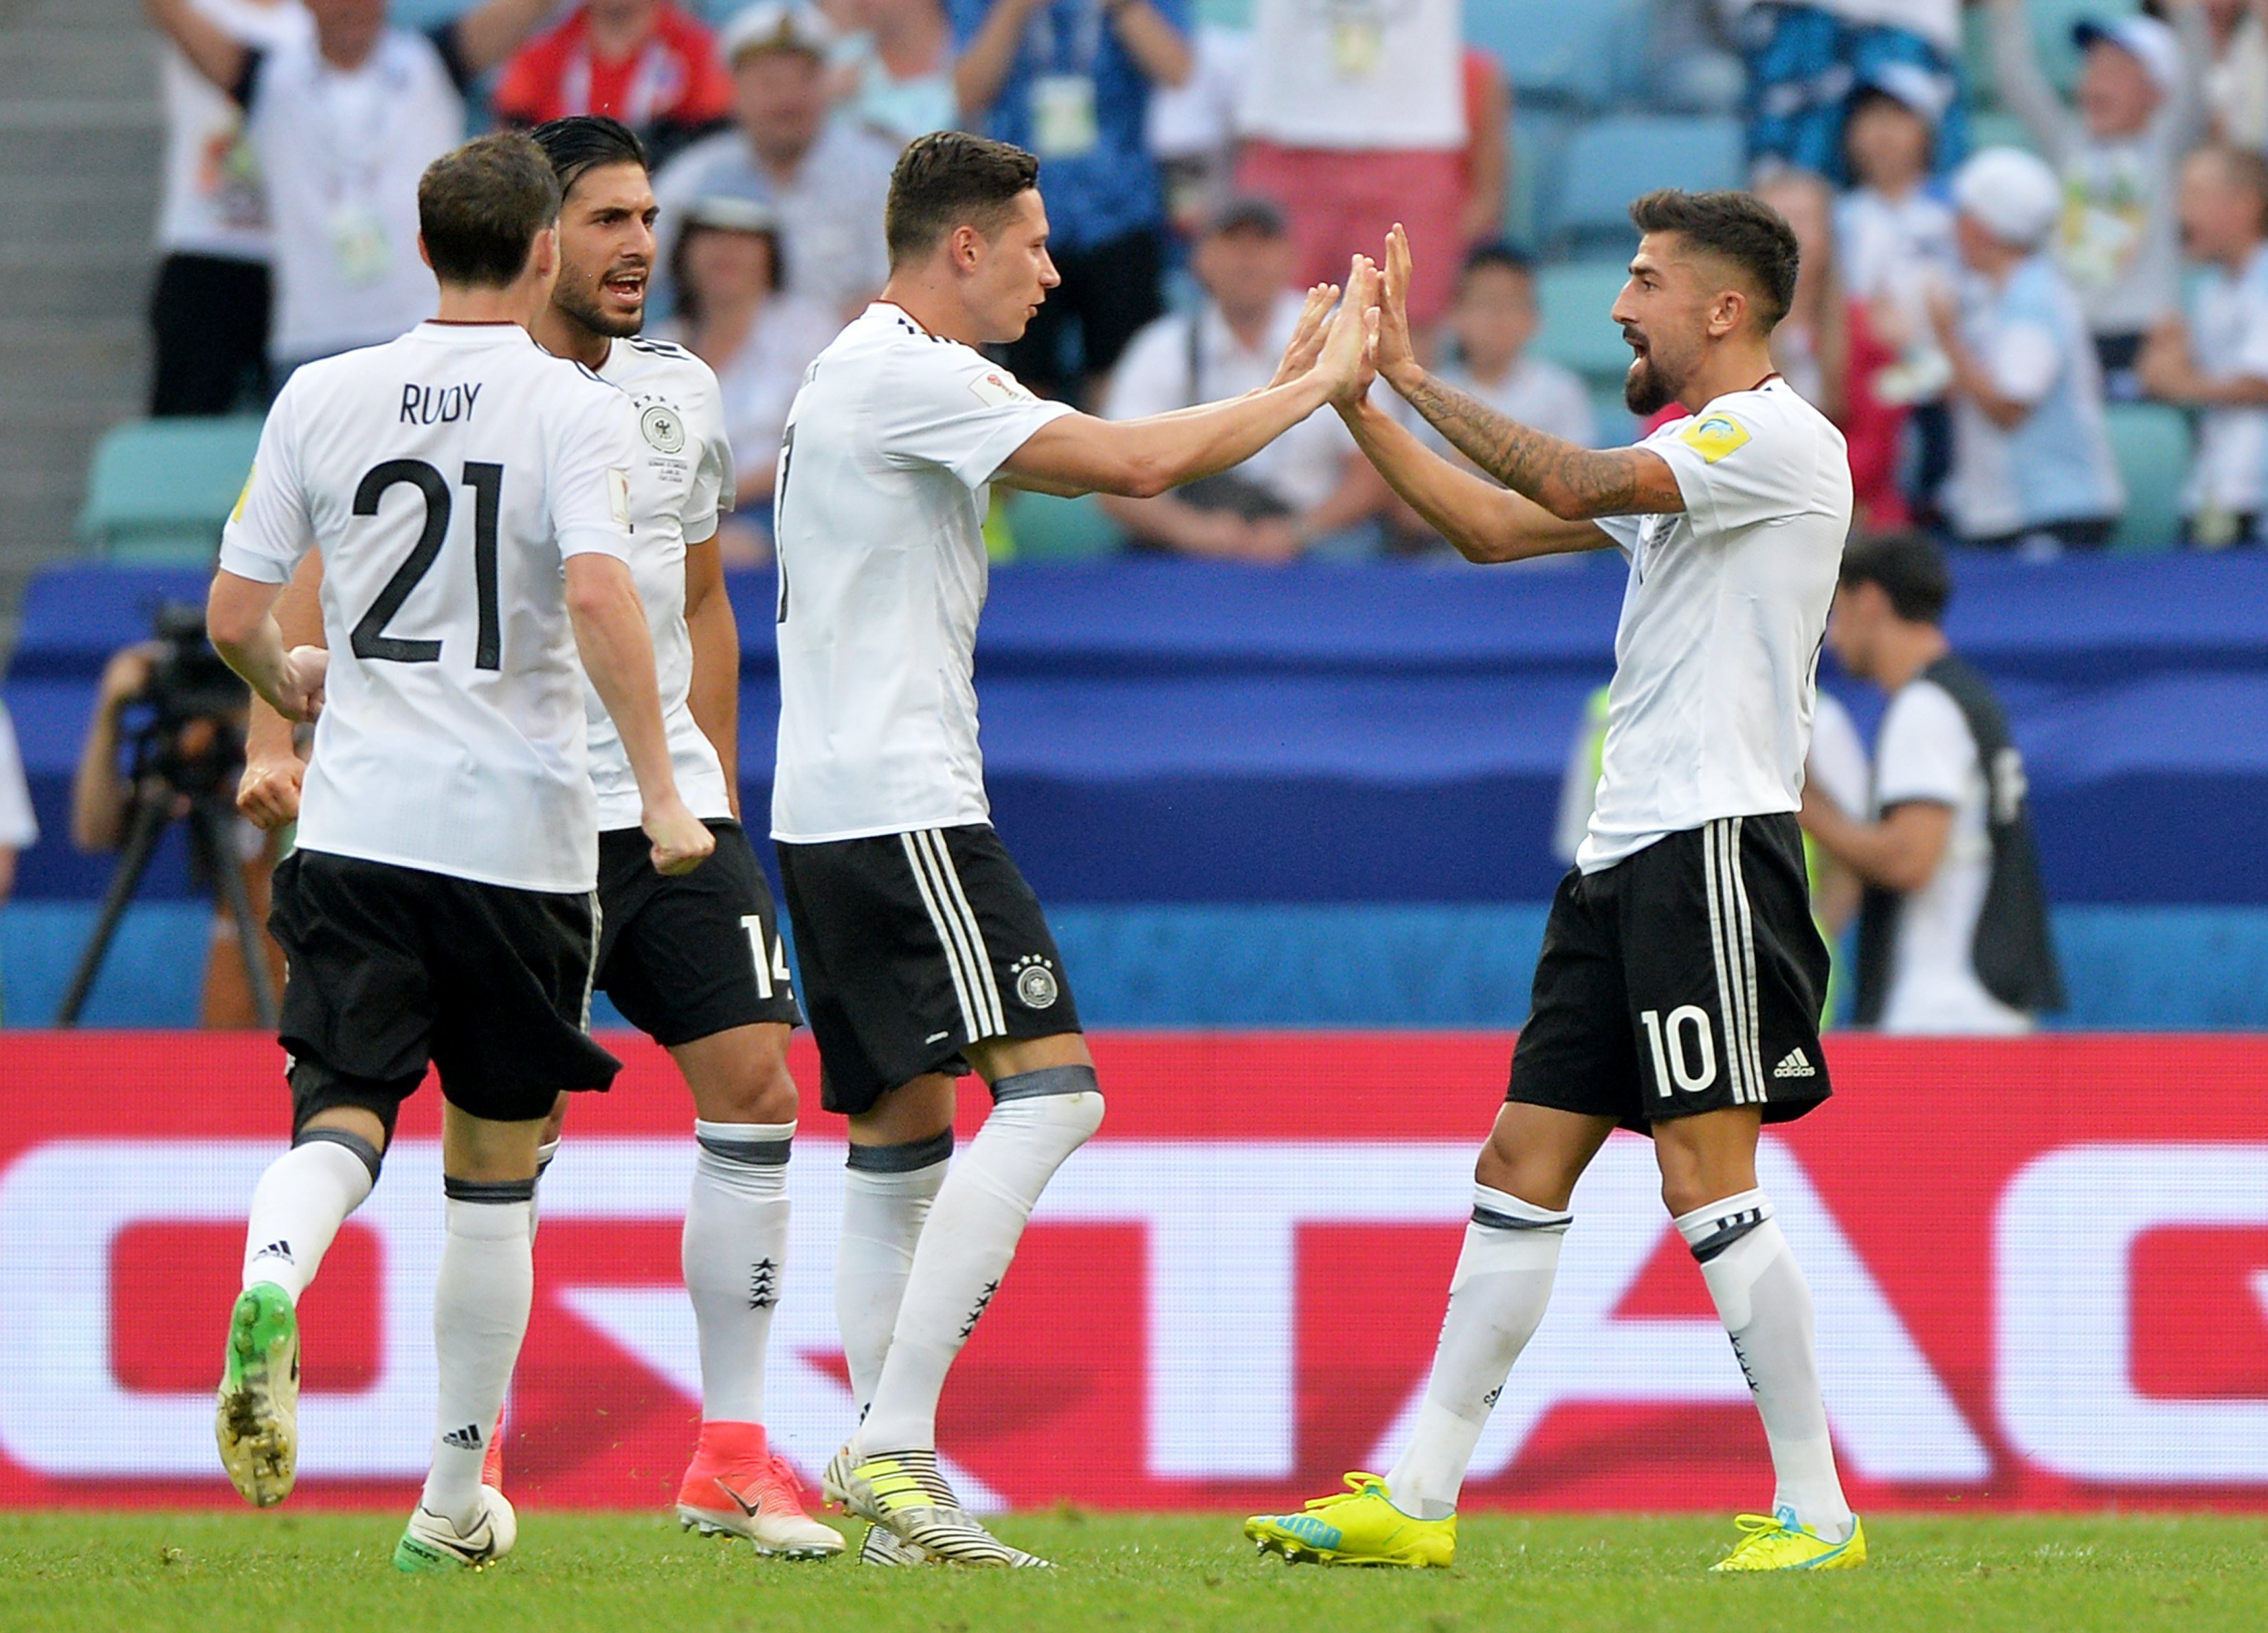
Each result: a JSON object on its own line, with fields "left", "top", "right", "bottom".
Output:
{"left": 3, "top": 1511, "right": 2264, "bottom": 1633}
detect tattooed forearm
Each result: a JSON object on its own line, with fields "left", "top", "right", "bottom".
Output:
{"left": 1399, "top": 371, "right": 1683, "bottom": 520}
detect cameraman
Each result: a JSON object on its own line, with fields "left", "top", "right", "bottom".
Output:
{"left": 71, "top": 640, "right": 282, "bottom": 1027}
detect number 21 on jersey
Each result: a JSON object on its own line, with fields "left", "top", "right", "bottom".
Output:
{"left": 351, "top": 458, "right": 504, "bottom": 669}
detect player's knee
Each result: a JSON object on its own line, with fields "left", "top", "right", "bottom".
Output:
{"left": 989, "top": 1064, "right": 1104, "bottom": 1146}
{"left": 293, "top": 1120, "right": 386, "bottom": 1184}
{"left": 1474, "top": 1134, "right": 1577, "bottom": 1215}
{"left": 701, "top": 1055, "right": 798, "bottom": 1124}
{"left": 289, "top": 1056, "right": 406, "bottom": 1183}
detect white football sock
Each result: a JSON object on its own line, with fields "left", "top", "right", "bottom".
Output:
{"left": 420, "top": 1186, "right": 535, "bottom": 1531}
{"left": 1678, "top": 1188, "right": 1854, "bottom": 1544}
{"left": 682, "top": 1120, "right": 794, "bottom": 1425}
{"left": 856, "top": 1071, "right": 1102, "bottom": 1454}
{"left": 836, "top": 1132, "right": 953, "bottom": 1417}
{"left": 239, "top": 1136, "right": 376, "bottom": 1303}
{"left": 525, "top": 1137, "right": 561, "bottom": 1243}
{"left": 1386, "top": 1186, "right": 1569, "bottom": 1520}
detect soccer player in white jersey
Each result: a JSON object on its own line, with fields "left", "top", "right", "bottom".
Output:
{"left": 203, "top": 132, "right": 714, "bottom": 1573}
{"left": 234, "top": 115, "right": 843, "bottom": 1559}
{"left": 771, "top": 130, "right": 1372, "bottom": 1567}
{"left": 1245, "top": 192, "right": 1865, "bottom": 1573}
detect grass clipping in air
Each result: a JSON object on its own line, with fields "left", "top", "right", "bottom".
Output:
{"left": 2, "top": 1511, "right": 2265, "bottom": 1632}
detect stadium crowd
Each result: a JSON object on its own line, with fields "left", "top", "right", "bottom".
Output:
{"left": 131, "top": 0, "right": 2268, "bottom": 562}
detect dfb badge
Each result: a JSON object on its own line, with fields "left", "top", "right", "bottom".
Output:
{"left": 639, "top": 401, "right": 686, "bottom": 455}
{"left": 1011, "top": 954, "right": 1059, "bottom": 1010}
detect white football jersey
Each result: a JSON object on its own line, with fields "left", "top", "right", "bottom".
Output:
{"left": 219, "top": 321, "right": 638, "bottom": 893}
{"left": 581, "top": 335, "right": 737, "bottom": 832}
{"left": 770, "top": 304, "right": 1074, "bottom": 843}
{"left": 1584, "top": 377, "right": 1852, "bottom": 874}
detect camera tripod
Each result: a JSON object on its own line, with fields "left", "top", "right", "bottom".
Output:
{"left": 56, "top": 774, "right": 278, "bottom": 1030}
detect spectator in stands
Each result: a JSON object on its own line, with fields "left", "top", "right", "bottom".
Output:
{"left": 0, "top": 699, "right": 34, "bottom": 1025}
{"left": 142, "top": 0, "right": 556, "bottom": 374}
{"left": 1733, "top": 0, "right": 1967, "bottom": 186}
{"left": 827, "top": 0, "right": 958, "bottom": 145}
{"left": 148, "top": 0, "right": 310, "bottom": 416}
{"left": 69, "top": 641, "right": 282, "bottom": 1029}
{"left": 1756, "top": 169, "right": 1908, "bottom": 527}
{"left": 953, "top": 0, "right": 1192, "bottom": 400}
{"left": 661, "top": 195, "right": 842, "bottom": 564}
{"left": 1234, "top": 0, "right": 1472, "bottom": 331}
{"left": 2140, "top": 146, "right": 2268, "bottom": 548}
{"left": 1985, "top": 0, "right": 2211, "bottom": 399}
{"left": 1801, "top": 532, "right": 2064, "bottom": 1036}
{"left": 1933, "top": 148, "right": 2124, "bottom": 556}
{"left": 1425, "top": 243, "right": 1593, "bottom": 452}
{"left": 493, "top": 1, "right": 736, "bottom": 169}
{"left": 654, "top": 2, "right": 898, "bottom": 320}
{"left": 1098, "top": 196, "right": 1389, "bottom": 559}
{"left": 2200, "top": 0, "right": 2268, "bottom": 151}
{"left": 1144, "top": 21, "right": 1251, "bottom": 240}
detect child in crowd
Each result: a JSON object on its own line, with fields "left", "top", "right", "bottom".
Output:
{"left": 2139, "top": 146, "right": 2268, "bottom": 548}
{"left": 825, "top": 0, "right": 957, "bottom": 146}
{"left": 1934, "top": 148, "right": 2124, "bottom": 557}
{"left": 1424, "top": 244, "right": 1595, "bottom": 451}
{"left": 1986, "top": 0, "right": 2210, "bottom": 398}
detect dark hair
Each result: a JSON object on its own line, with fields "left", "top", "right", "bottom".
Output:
{"left": 528, "top": 114, "right": 649, "bottom": 199}
{"left": 1460, "top": 240, "right": 1535, "bottom": 282}
{"left": 419, "top": 133, "right": 562, "bottom": 288}
{"left": 1839, "top": 529, "right": 1951, "bottom": 624}
{"left": 1628, "top": 188, "right": 1801, "bottom": 331}
{"left": 669, "top": 219, "right": 785, "bottom": 325}
{"left": 885, "top": 130, "right": 1041, "bottom": 267}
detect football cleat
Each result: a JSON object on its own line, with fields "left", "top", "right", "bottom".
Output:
{"left": 676, "top": 1424, "right": 844, "bottom": 1559}
{"left": 1244, "top": 1472, "right": 1455, "bottom": 1568}
{"left": 856, "top": 1523, "right": 935, "bottom": 1567}
{"left": 1711, "top": 1507, "right": 1867, "bottom": 1572}
{"left": 392, "top": 1487, "right": 519, "bottom": 1573}
{"left": 214, "top": 1282, "right": 300, "bottom": 1508}
{"left": 480, "top": 1412, "right": 506, "bottom": 1493}
{"left": 823, "top": 1444, "right": 1050, "bottom": 1567}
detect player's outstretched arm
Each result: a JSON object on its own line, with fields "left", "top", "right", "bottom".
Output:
{"left": 999, "top": 261, "right": 1376, "bottom": 499}
{"left": 566, "top": 553, "right": 714, "bottom": 877}
{"left": 1337, "top": 395, "right": 1611, "bottom": 564}
{"left": 1374, "top": 225, "right": 1682, "bottom": 522}
{"left": 236, "top": 550, "right": 325, "bottom": 831}
{"left": 141, "top": 0, "right": 249, "bottom": 93}
{"left": 682, "top": 537, "right": 741, "bottom": 821}
{"left": 207, "top": 571, "right": 326, "bottom": 726}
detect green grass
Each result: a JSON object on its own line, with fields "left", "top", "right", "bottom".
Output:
{"left": 3, "top": 1512, "right": 2265, "bottom": 1633}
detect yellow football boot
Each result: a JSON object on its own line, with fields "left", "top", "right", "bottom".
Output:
{"left": 1244, "top": 1472, "right": 1455, "bottom": 1568}
{"left": 1711, "top": 1507, "right": 1867, "bottom": 1572}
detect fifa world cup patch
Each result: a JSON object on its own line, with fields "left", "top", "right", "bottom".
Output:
{"left": 968, "top": 369, "right": 1031, "bottom": 408}
{"left": 1678, "top": 414, "right": 1751, "bottom": 464}
{"left": 231, "top": 463, "right": 256, "bottom": 523}
{"left": 606, "top": 466, "right": 633, "bottom": 528}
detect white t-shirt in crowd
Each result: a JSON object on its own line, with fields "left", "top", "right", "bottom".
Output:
{"left": 664, "top": 297, "right": 842, "bottom": 507}
{"left": 1422, "top": 355, "right": 1599, "bottom": 454}
{"left": 771, "top": 304, "right": 1075, "bottom": 843}
{"left": 1871, "top": 676, "right": 2032, "bottom": 1035}
{"left": 1583, "top": 379, "right": 1853, "bottom": 874}
{"left": 238, "top": 28, "right": 467, "bottom": 363}
{"left": 1836, "top": 184, "right": 1959, "bottom": 338}
{"left": 219, "top": 322, "right": 639, "bottom": 893}
{"left": 159, "top": 0, "right": 311, "bottom": 261}
{"left": 1102, "top": 290, "right": 1357, "bottom": 513}
{"left": 581, "top": 335, "right": 737, "bottom": 834}
{"left": 1807, "top": 689, "right": 1869, "bottom": 817}
{"left": 2184, "top": 243, "right": 2268, "bottom": 519}
{"left": 1238, "top": 0, "right": 1464, "bottom": 151}
{"left": 0, "top": 700, "right": 36, "bottom": 854}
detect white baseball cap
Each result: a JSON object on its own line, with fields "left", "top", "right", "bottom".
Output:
{"left": 2073, "top": 14, "right": 2183, "bottom": 98}
{"left": 720, "top": 1, "right": 835, "bottom": 65}
{"left": 1951, "top": 147, "right": 2065, "bottom": 249}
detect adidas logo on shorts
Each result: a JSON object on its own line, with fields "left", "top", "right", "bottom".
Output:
{"left": 1772, "top": 1049, "right": 1816, "bottom": 1080}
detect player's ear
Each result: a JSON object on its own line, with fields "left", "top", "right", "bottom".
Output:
{"left": 417, "top": 234, "right": 434, "bottom": 274}
{"left": 1711, "top": 287, "right": 1747, "bottom": 340}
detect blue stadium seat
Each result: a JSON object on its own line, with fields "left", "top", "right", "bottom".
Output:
{"left": 1001, "top": 490, "right": 1124, "bottom": 562}
{"left": 1532, "top": 260, "right": 1636, "bottom": 384}
{"left": 77, "top": 418, "right": 263, "bottom": 565}
{"left": 388, "top": 0, "right": 478, "bottom": 28}
{"left": 2105, "top": 402, "right": 2192, "bottom": 555}
{"left": 1545, "top": 115, "right": 1746, "bottom": 254}
{"left": 1504, "top": 109, "right": 1568, "bottom": 252}
{"left": 1965, "top": 110, "right": 2043, "bottom": 159}
{"left": 1464, "top": 0, "right": 1630, "bottom": 112}
{"left": 1589, "top": 383, "right": 1638, "bottom": 449}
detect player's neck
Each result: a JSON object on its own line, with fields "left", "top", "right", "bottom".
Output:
{"left": 878, "top": 278, "right": 981, "bottom": 348}
{"left": 531, "top": 307, "right": 614, "bottom": 370}
{"left": 1876, "top": 625, "right": 1951, "bottom": 694}
{"left": 434, "top": 287, "right": 536, "bottom": 328}
{"left": 1675, "top": 341, "right": 1780, "bottom": 414}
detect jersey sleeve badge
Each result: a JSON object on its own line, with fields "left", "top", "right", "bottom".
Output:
{"left": 607, "top": 466, "right": 633, "bottom": 529}
{"left": 1678, "top": 413, "right": 1752, "bottom": 464}
{"left": 968, "top": 369, "right": 1030, "bottom": 408}
{"left": 230, "top": 463, "right": 256, "bottom": 524}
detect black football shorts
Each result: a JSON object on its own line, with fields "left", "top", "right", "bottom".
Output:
{"left": 595, "top": 819, "right": 801, "bottom": 1045}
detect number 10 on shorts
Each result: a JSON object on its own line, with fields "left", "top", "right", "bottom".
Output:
{"left": 1640, "top": 1006, "right": 1718, "bottom": 1097}
{"left": 740, "top": 915, "right": 792, "bottom": 1000}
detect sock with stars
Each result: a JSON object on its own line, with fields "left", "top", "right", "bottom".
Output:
{"left": 683, "top": 1120, "right": 795, "bottom": 1426}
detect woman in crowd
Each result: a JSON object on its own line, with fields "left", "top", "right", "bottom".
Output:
{"left": 661, "top": 195, "right": 843, "bottom": 564}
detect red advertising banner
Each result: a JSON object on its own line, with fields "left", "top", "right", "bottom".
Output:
{"left": 1, "top": 1031, "right": 2266, "bottom": 1513}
